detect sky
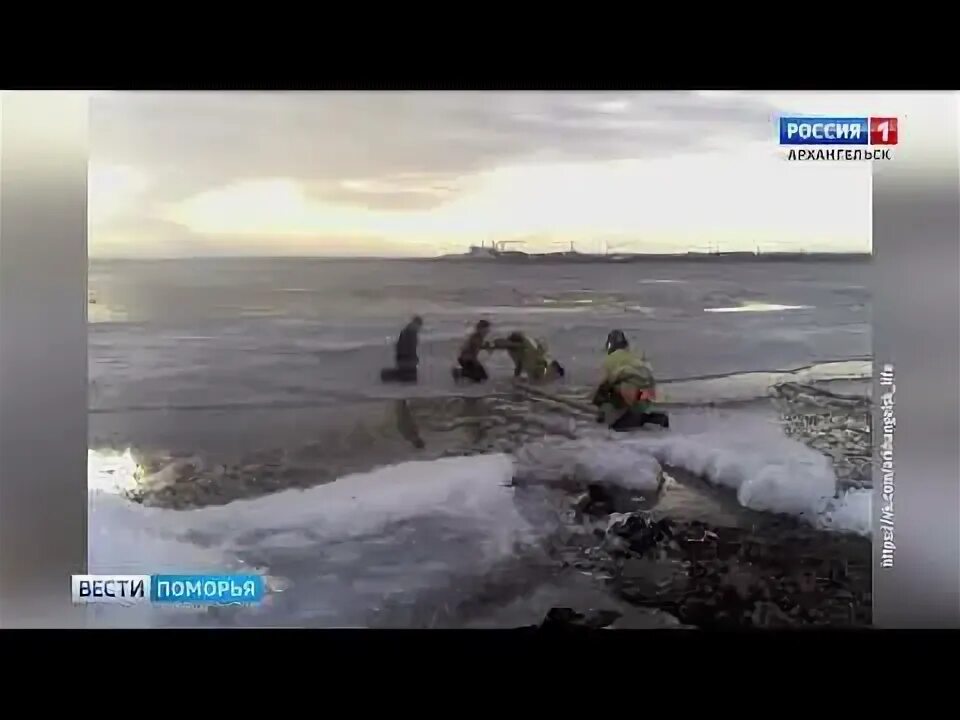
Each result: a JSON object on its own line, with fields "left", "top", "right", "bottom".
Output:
{"left": 88, "top": 91, "right": 893, "bottom": 258}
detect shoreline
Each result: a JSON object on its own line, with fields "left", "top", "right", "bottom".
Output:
{"left": 433, "top": 253, "right": 872, "bottom": 265}
{"left": 99, "top": 375, "right": 873, "bottom": 513}
{"left": 89, "top": 253, "right": 873, "bottom": 264}
{"left": 89, "top": 379, "right": 874, "bottom": 629}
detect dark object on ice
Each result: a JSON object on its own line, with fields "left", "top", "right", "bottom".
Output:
{"left": 540, "top": 607, "right": 620, "bottom": 630}
{"left": 611, "top": 408, "right": 670, "bottom": 431}
{"left": 453, "top": 358, "right": 488, "bottom": 383}
{"left": 381, "top": 366, "right": 418, "bottom": 383}
{"left": 608, "top": 513, "right": 674, "bottom": 556}
{"left": 596, "top": 404, "right": 669, "bottom": 429}
{"left": 381, "top": 316, "right": 423, "bottom": 383}
{"left": 583, "top": 483, "right": 628, "bottom": 515}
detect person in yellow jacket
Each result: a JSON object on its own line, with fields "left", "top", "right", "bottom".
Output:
{"left": 493, "top": 331, "right": 565, "bottom": 382}
{"left": 593, "top": 329, "right": 669, "bottom": 430}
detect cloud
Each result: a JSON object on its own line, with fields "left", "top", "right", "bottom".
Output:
{"left": 87, "top": 91, "right": 878, "bottom": 257}
{"left": 88, "top": 163, "right": 150, "bottom": 225}
{"left": 90, "top": 91, "right": 781, "bottom": 210}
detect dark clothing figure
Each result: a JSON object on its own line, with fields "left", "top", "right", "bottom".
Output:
{"left": 395, "top": 322, "right": 420, "bottom": 368}
{"left": 459, "top": 329, "right": 487, "bottom": 363}
{"left": 381, "top": 366, "right": 418, "bottom": 383}
{"left": 453, "top": 320, "right": 492, "bottom": 383}
{"left": 455, "top": 358, "right": 489, "bottom": 383}
{"left": 381, "top": 317, "right": 423, "bottom": 384}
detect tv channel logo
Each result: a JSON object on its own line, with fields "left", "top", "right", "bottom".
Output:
{"left": 72, "top": 574, "right": 265, "bottom": 606}
{"left": 779, "top": 116, "right": 898, "bottom": 161}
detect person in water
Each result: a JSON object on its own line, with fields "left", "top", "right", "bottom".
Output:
{"left": 380, "top": 315, "right": 423, "bottom": 383}
{"left": 592, "top": 329, "right": 669, "bottom": 431}
{"left": 452, "top": 319, "right": 493, "bottom": 383}
{"left": 493, "top": 331, "right": 565, "bottom": 382}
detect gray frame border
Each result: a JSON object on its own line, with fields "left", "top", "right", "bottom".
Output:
{"left": 1, "top": 90, "right": 959, "bottom": 627}
{"left": 0, "top": 92, "right": 88, "bottom": 627}
{"left": 872, "top": 93, "right": 960, "bottom": 628}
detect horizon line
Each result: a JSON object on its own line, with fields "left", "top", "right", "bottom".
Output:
{"left": 89, "top": 250, "right": 874, "bottom": 261}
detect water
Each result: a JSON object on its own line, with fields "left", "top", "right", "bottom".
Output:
{"left": 87, "top": 258, "right": 872, "bottom": 627}
{"left": 90, "top": 258, "right": 869, "bottom": 454}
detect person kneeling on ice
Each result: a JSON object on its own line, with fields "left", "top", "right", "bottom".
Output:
{"left": 380, "top": 315, "right": 423, "bottom": 383}
{"left": 592, "top": 329, "right": 669, "bottom": 431}
{"left": 452, "top": 319, "right": 493, "bottom": 383}
{"left": 492, "top": 331, "right": 565, "bottom": 383}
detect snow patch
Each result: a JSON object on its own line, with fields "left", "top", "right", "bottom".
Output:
{"left": 514, "top": 440, "right": 663, "bottom": 493}
{"left": 513, "top": 425, "right": 870, "bottom": 535}
{"left": 87, "top": 450, "right": 538, "bottom": 627}
{"left": 704, "top": 303, "right": 812, "bottom": 313}
{"left": 88, "top": 448, "right": 142, "bottom": 495}
{"left": 628, "top": 435, "right": 835, "bottom": 519}
{"left": 181, "top": 454, "right": 526, "bottom": 553}
{"left": 818, "top": 488, "right": 872, "bottom": 537}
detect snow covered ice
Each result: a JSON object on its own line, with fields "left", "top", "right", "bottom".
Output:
{"left": 87, "top": 449, "right": 549, "bottom": 627}
{"left": 513, "top": 439, "right": 664, "bottom": 493}
{"left": 512, "top": 409, "right": 871, "bottom": 536}
{"left": 86, "top": 392, "right": 873, "bottom": 629}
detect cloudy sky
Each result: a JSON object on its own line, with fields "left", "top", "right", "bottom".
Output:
{"left": 88, "top": 91, "right": 879, "bottom": 258}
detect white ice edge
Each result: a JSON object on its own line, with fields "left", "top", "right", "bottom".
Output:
{"left": 89, "top": 450, "right": 540, "bottom": 579}
{"left": 514, "top": 430, "right": 871, "bottom": 537}
{"left": 659, "top": 360, "right": 872, "bottom": 405}
{"left": 704, "top": 303, "right": 812, "bottom": 313}
{"left": 87, "top": 422, "right": 871, "bottom": 627}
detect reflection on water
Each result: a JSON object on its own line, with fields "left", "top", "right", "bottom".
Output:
{"left": 395, "top": 399, "right": 425, "bottom": 449}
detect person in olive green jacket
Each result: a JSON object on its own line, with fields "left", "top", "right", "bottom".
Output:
{"left": 592, "top": 329, "right": 668, "bottom": 431}
{"left": 492, "top": 331, "right": 565, "bottom": 382}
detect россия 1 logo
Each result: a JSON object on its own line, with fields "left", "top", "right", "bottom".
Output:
{"left": 779, "top": 116, "right": 898, "bottom": 162}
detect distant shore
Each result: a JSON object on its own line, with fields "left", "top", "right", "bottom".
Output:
{"left": 89, "top": 252, "right": 872, "bottom": 264}
{"left": 433, "top": 251, "right": 872, "bottom": 264}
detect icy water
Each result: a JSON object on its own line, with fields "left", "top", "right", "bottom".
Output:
{"left": 87, "top": 258, "right": 873, "bottom": 628}
{"left": 89, "top": 258, "right": 869, "bottom": 457}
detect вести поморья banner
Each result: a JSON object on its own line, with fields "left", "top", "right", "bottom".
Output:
{"left": 71, "top": 574, "right": 265, "bottom": 606}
